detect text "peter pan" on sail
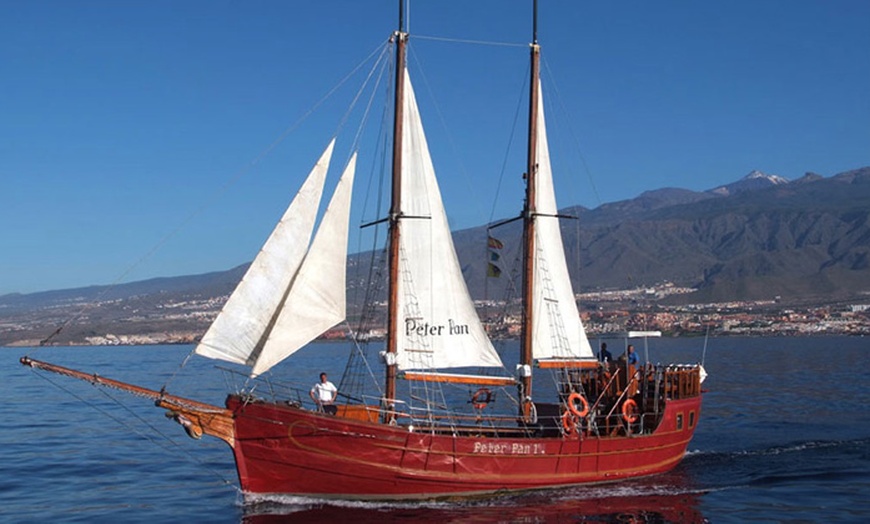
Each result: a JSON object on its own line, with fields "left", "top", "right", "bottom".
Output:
{"left": 405, "top": 317, "right": 470, "bottom": 337}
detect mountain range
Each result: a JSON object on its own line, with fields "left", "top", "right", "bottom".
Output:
{"left": 457, "top": 166, "right": 870, "bottom": 304}
{"left": 2, "top": 166, "right": 868, "bottom": 345}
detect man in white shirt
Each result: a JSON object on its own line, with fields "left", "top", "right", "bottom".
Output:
{"left": 310, "top": 372, "right": 338, "bottom": 415}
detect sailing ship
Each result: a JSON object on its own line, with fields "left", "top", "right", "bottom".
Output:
{"left": 21, "top": 1, "right": 705, "bottom": 500}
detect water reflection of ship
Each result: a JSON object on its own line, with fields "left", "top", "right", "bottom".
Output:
{"left": 242, "top": 489, "right": 707, "bottom": 523}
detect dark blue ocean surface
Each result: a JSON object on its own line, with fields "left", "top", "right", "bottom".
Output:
{"left": 3, "top": 336, "right": 869, "bottom": 522}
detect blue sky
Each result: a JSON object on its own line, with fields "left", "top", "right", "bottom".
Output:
{"left": 2, "top": 1, "right": 868, "bottom": 295}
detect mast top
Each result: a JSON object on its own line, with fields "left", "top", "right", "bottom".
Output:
{"left": 532, "top": 0, "right": 538, "bottom": 45}
{"left": 398, "top": 0, "right": 405, "bottom": 34}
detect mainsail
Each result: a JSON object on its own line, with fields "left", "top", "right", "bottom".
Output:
{"left": 194, "top": 141, "right": 335, "bottom": 368}
{"left": 395, "top": 70, "right": 503, "bottom": 371}
{"left": 530, "top": 82, "right": 594, "bottom": 361}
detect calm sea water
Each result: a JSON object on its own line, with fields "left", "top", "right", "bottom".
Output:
{"left": 3, "top": 336, "right": 869, "bottom": 523}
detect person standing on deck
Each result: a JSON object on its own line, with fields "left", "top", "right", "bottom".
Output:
{"left": 598, "top": 342, "right": 612, "bottom": 363}
{"left": 310, "top": 372, "right": 338, "bottom": 415}
{"left": 626, "top": 344, "right": 639, "bottom": 365}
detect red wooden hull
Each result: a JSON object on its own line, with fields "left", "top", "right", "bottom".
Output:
{"left": 226, "top": 394, "right": 702, "bottom": 499}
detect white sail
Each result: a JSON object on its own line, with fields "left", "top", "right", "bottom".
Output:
{"left": 250, "top": 154, "right": 357, "bottom": 377}
{"left": 531, "top": 82, "right": 594, "bottom": 360}
{"left": 395, "top": 70, "right": 503, "bottom": 371}
{"left": 195, "top": 140, "right": 335, "bottom": 365}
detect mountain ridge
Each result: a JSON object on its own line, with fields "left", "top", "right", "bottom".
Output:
{"left": 453, "top": 166, "right": 870, "bottom": 303}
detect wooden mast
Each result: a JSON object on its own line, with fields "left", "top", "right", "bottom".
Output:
{"left": 520, "top": 0, "right": 540, "bottom": 422}
{"left": 384, "top": 0, "right": 407, "bottom": 422}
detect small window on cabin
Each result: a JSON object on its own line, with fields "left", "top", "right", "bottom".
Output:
{"left": 676, "top": 413, "right": 684, "bottom": 431}
{"left": 689, "top": 411, "right": 696, "bottom": 428}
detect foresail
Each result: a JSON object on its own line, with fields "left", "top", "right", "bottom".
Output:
{"left": 194, "top": 140, "right": 335, "bottom": 365}
{"left": 532, "top": 83, "right": 594, "bottom": 360}
{"left": 250, "top": 154, "right": 357, "bottom": 377}
{"left": 396, "top": 70, "right": 503, "bottom": 371}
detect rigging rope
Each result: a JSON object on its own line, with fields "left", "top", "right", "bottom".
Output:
{"left": 338, "top": 42, "right": 392, "bottom": 157}
{"left": 160, "top": 347, "right": 198, "bottom": 394}
{"left": 413, "top": 34, "right": 526, "bottom": 48}
{"left": 487, "top": 59, "right": 530, "bottom": 226}
{"left": 541, "top": 56, "right": 602, "bottom": 208}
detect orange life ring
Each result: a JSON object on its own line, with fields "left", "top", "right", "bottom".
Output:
{"left": 567, "top": 392, "right": 589, "bottom": 418}
{"left": 622, "top": 399, "right": 638, "bottom": 423}
{"left": 561, "top": 410, "right": 576, "bottom": 435}
{"left": 471, "top": 388, "right": 493, "bottom": 410}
